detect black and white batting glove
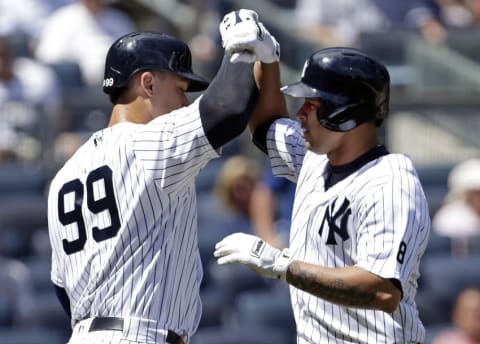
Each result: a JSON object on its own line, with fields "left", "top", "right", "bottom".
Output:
{"left": 214, "top": 233, "right": 292, "bottom": 280}
{"left": 219, "top": 9, "right": 280, "bottom": 64}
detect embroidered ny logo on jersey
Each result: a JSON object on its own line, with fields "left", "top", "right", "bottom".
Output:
{"left": 318, "top": 197, "right": 351, "bottom": 245}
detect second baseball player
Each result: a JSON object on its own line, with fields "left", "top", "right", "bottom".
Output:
{"left": 215, "top": 10, "right": 431, "bottom": 344}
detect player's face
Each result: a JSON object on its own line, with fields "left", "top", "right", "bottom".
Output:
{"left": 150, "top": 72, "right": 189, "bottom": 117}
{"left": 296, "top": 98, "right": 344, "bottom": 154}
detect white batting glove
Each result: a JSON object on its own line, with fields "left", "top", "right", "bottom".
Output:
{"left": 219, "top": 9, "right": 280, "bottom": 64}
{"left": 214, "top": 233, "right": 292, "bottom": 280}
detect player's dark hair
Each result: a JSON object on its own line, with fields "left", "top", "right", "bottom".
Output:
{"left": 108, "top": 87, "right": 126, "bottom": 105}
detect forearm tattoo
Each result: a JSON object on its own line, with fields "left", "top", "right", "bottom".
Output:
{"left": 287, "top": 261, "right": 376, "bottom": 308}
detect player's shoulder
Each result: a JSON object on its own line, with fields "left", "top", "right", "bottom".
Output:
{"left": 271, "top": 117, "right": 302, "bottom": 134}
{"left": 50, "top": 130, "right": 110, "bottom": 182}
{"left": 304, "top": 150, "right": 328, "bottom": 167}
{"left": 146, "top": 98, "right": 202, "bottom": 133}
{"left": 378, "top": 153, "right": 419, "bottom": 177}
{"left": 355, "top": 153, "right": 421, "bottom": 190}
{"left": 49, "top": 138, "right": 90, "bottom": 186}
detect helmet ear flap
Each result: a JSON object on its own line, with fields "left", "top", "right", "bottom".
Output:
{"left": 316, "top": 101, "right": 377, "bottom": 132}
{"left": 375, "top": 85, "right": 390, "bottom": 127}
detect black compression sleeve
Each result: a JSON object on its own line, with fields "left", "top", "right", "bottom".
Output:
{"left": 53, "top": 284, "right": 71, "bottom": 318}
{"left": 199, "top": 55, "right": 258, "bottom": 149}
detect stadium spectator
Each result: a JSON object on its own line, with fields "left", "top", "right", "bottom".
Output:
{"left": 0, "top": 256, "right": 35, "bottom": 326}
{"left": 432, "top": 158, "right": 480, "bottom": 255}
{"left": 293, "top": 0, "right": 388, "bottom": 46}
{"left": 293, "top": 0, "right": 447, "bottom": 46}
{"left": 250, "top": 164, "right": 296, "bottom": 248}
{"left": 213, "top": 156, "right": 274, "bottom": 240}
{"left": 431, "top": 287, "right": 480, "bottom": 344}
{"left": 0, "top": 0, "right": 73, "bottom": 55}
{"left": 0, "top": 35, "right": 61, "bottom": 161}
{"left": 34, "top": 0, "right": 135, "bottom": 86}
{"left": 436, "top": 0, "right": 478, "bottom": 27}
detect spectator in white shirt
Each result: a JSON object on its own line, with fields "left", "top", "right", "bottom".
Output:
{"left": 432, "top": 158, "right": 480, "bottom": 255}
{"left": 34, "top": 0, "right": 135, "bottom": 86}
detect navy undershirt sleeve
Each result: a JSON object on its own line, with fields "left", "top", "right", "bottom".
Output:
{"left": 54, "top": 284, "right": 71, "bottom": 318}
{"left": 252, "top": 118, "right": 277, "bottom": 155}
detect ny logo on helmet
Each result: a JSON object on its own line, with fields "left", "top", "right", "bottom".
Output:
{"left": 169, "top": 51, "right": 190, "bottom": 72}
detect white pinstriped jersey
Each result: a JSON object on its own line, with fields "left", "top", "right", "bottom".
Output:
{"left": 265, "top": 118, "right": 430, "bottom": 344}
{"left": 47, "top": 98, "right": 218, "bottom": 343}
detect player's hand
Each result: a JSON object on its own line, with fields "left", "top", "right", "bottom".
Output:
{"left": 214, "top": 232, "right": 292, "bottom": 280}
{"left": 219, "top": 9, "right": 280, "bottom": 64}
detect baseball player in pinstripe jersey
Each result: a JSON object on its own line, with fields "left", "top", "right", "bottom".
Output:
{"left": 215, "top": 10, "right": 431, "bottom": 344}
{"left": 47, "top": 19, "right": 280, "bottom": 344}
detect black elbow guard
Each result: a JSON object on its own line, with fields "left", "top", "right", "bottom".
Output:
{"left": 252, "top": 119, "right": 276, "bottom": 155}
{"left": 199, "top": 55, "right": 258, "bottom": 149}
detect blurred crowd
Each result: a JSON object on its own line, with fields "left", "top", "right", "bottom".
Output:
{"left": 0, "top": 0, "right": 479, "bottom": 344}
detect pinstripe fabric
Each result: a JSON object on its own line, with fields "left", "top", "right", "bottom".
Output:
{"left": 48, "top": 98, "right": 218, "bottom": 343}
{"left": 265, "top": 118, "right": 429, "bottom": 344}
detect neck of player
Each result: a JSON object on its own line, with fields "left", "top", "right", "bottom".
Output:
{"left": 109, "top": 97, "right": 153, "bottom": 127}
{"left": 327, "top": 124, "right": 379, "bottom": 166}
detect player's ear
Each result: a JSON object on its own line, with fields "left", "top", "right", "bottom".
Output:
{"left": 139, "top": 71, "right": 155, "bottom": 97}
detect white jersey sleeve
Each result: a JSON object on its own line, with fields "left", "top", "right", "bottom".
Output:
{"left": 265, "top": 118, "right": 306, "bottom": 183}
{"left": 354, "top": 154, "right": 431, "bottom": 297}
{"left": 132, "top": 97, "right": 219, "bottom": 193}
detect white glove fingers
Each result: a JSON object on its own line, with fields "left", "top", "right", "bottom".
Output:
{"left": 213, "top": 245, "right": 236, "bottom": 258}
{"left": 224, "top": 23, "right": 260, "bottom": 46}
{"left": 214, "top": 232, "right": 245, "bottom": 251}
{"left": 225, "top": 43, "right": 252, "bottom": 56}
{"left": 217, "top": 253, "right": 246, "bottom": 265}
{"left": 238, "top": 9, "right": 259, "bottom": 22}
{"left": 219, "top": 9, "right": 279, "bottom": 64}
{"left": 220, "top": 9, "right": 259, "bottom": 44}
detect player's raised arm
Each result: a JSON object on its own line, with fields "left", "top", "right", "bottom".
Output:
{"left": 198, "top": 9, "right": 266, "bottom": 150}
{"left": 214, "top": 10, "right": 289, "bottom": 135}
{"left": 249, "top": 52, "right": 289, "bottom": 134}
{"left": 198, "top": 55, "right": 257, "bottom": 149}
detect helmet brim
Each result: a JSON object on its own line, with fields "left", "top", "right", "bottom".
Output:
{"left": 178, "top": 71, "right": 209, "bottom": 92}
{"left": 280, "top": 82, "right": 321, "bottom": 98}
{"left": 281, "top": 81, "right": 351, "bottom": 105}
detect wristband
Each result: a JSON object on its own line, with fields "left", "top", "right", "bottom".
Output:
{"left": 273, "top": 248, "right": 293, "bottom": 281}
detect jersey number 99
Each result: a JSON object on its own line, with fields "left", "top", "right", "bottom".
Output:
{"left": 57, "top": 165, "right": 120, "bottom": 255}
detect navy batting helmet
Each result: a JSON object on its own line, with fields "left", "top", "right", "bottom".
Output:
{"left": 281, "top": 47, "right": 390, "bottom": 132}
{"left": 103, "top": 31, "right": 209, "bottom": 95}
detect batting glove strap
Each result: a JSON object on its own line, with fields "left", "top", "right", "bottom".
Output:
{"left": 273, "top": 248, "right": 293, "bottom": 281}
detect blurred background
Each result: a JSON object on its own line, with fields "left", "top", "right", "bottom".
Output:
{"left": 0, "top": 0, "right": 480, "bottom": 343}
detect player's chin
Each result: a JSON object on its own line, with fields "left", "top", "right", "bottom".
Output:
{"left": 303, "top": 133, "right": 314, "bottom": 151}
{"left": 304, "top": 141, "right": 313, "bottom": 151}
{"left": 307, "top": 141, "right": 328, "bottom": 155}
